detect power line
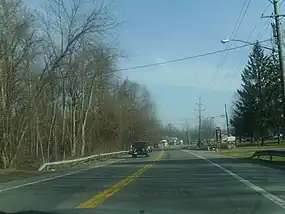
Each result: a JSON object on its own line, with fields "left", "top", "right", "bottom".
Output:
{"left": 224, "top": 2, "right": 275, "bottom": 88}
{"left": 226, "top": 39, "right": 272, "bottom": 87}
{"left": 112, "top": 44, "right": 254, "bottom": 73}
{"left": 165, "top": 114, "right": 225, "bottom": 124}
{"left": 262, "top": 3, "right": 271, "bottom": 16}
{"left": 206, "top": 0, "right": 252, "bottom": 92}
{"left": 48, "top": 44, "right": 256, "bottom": 82}
{"left": 231, "top": 0, "right": 252, "bottom": 39}
{"left": 224, "top": 25, "right": 257, "bottom": 84}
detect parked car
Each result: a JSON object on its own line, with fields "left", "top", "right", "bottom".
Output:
{"left": 131, "top": 141, "right": 150, "bottom": 158}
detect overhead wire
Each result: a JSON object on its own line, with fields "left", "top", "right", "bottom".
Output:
{"left": 225, "top": 25, "right": 257, "bottom": 80}
{"left": 181, "top": 1, "right": 276, "bottom": 128}
{"left": 261, "top": 2, "right": 271, "bottom": 16}
{"left": 196, "top": 1, "right": 267, "bottom": 126}
{"left": 111, "top": 44, "right": 254, "bottom": 73}
{"left": 225, "top": 2, "right": 276, "bottom": 88}
{"left": 205, "top": 0, "right": 252, "bottom": 94}
{"left": 50, "top": 43, "right": 256, "bottom": 86}
{"left": 166, "top": 115, "right": 226, "bottom": 124}
{"left": 225, "top": 29, "right": 272, "bottom": 87}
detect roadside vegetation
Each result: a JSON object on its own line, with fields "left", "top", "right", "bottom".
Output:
{"left": 0, "top": 0, "right": 168, "bottom": 170}
{"left": 213, "top": 41, "right": 285, "bottom": 162}
{"left": 230, "top": 42, "right": 283, "bottom": 146}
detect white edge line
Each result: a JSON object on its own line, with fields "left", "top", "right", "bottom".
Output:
{"left": 0, "top": 159, "right": 124, "bottom": 193}
{"left": 182, "top": 150, "right": 285, "bottom": 210}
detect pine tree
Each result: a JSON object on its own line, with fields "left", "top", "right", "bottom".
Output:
{"left": 231, "top": 42, "right": 272, "bottom": 144}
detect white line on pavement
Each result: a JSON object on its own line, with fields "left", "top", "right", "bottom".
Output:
{"left": 0, "top": 159, "right": 123, "bottom": 193}
{"left": 183, "top": 150, "right": 285, "bottom": 210}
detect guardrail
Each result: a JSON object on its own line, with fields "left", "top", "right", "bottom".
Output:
{"left": 38, "top": 150, "right": 128, "bottom": 172}
{"left": 251, "top": 150, "right": 285, "bottom": 161}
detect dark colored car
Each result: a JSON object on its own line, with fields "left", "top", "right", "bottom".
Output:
{"left": 131, "top": 141, "right": 150, "bottom": 158}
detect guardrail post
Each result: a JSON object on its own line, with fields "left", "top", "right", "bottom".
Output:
{"left": 99, "top": 153, "right": 102, "bottom": 162}
{"left": 270, "top": 155, "right": 273, "bottom": 161}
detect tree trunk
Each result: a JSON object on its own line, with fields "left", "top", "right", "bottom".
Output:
{"left": 48, "top": 100, "right": 57, "bottom": 162}
{"left": 71, "top": 97, "right": 77, "bottom": 156}
{"left": 81, "top": 85, "right": 95, "bottom": 156}
{"left": 61, "top": 80, "right": 66, "bottom": 159}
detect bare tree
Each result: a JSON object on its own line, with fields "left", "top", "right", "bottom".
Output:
{"left": 35, "top": 0, "right": 118, "bottom": 160}
{"left": 0, "top": 0, "right": 39, "bottom": 168}
{"left": 0, "top": 0, "right": 165, "bottom": 170}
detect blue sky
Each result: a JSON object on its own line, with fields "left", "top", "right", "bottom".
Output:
{"left": 25, "top": 0, "right": 281, "bottom": 129}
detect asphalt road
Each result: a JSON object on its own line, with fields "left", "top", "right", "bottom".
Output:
{"left": 1, "top": 150, "right": 285, "bottom": 214}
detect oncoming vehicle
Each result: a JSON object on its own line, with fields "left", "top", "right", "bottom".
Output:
{"left": 131, "top": 141, "right": 150, "bottom": 158}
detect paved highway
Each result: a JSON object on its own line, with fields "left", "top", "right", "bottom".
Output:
{"left": 0, "top": 150, "right": 285, "bottom": 214}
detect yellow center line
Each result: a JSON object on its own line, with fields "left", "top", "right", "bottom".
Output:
{"left": 76, "top": 150, "right": 164, "bottom": 209}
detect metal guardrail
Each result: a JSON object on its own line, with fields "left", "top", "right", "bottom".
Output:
{"left": 38, "top": 150, "right": 128, "bottom": 172}
{"left": 251, "top": 150, "right": 285, "bottom": 161}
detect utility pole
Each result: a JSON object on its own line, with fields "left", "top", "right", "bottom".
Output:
{"left": 262, "top": 0, "right": 285, "bottom": 138}
{"left": 196, "top": 97, "right": 205, "bottom": 147}
{"left": 224, "top": 104, "right": 230, "bottom": 136}
{"left": 167, "top": 123, "right": 172, "bottom": 138}
{"left": 185, "top": 119, "right": 190, "bottom": 145}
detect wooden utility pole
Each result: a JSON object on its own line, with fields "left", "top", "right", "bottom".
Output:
{"left": 196, "top": 97, "right": 205, "bottom": 147}
{"left": 185, "top": 119, "right": 190, "bottom": 145}
{"left": 262, "top": 0, "right": 285, "bottom": 138}
{"left": 224, "top": 104, "right": 230, "bottom": 136}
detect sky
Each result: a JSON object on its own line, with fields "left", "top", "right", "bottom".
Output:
{"left": 25, "top": 0, "right": 282, "bottom": 129}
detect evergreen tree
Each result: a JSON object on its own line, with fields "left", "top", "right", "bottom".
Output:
{"left": 231, "top": 42, "right": 273, "bottom": 144}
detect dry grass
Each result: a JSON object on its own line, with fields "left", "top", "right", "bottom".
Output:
{"left": 218, "top": 143, "right": 285, "bottom": 162}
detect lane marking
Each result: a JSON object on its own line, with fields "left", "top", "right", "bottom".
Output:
{"left": 0, "top": 159, "right": 123, "bottom": 193}
{"left": 76, "top": 151, "right": 164, "bottom": 209}
{"left": 183, "top": 150, "right": 285, "bottom": 210}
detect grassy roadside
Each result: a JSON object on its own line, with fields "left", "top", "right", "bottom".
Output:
{"left": 218, "top": 144, "right": 285, "bottom": 162}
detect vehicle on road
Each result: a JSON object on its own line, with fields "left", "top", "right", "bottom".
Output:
{"left": 131, "top": 141, "right": 150, "bottom": 158}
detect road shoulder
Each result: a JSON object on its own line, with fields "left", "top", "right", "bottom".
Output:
{"left": 183, "top": 150, "right": 285, "bottom": 210}
{"left": 0, "top": 158, "right": 122, "bottom": 193}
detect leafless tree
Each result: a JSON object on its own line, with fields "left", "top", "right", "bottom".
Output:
{"left": 0, "top": 0, "right": 164, "bottom": 170}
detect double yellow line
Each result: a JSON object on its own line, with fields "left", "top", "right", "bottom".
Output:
{"left": 76, "top": 151, "right": 164, "bottom": 209}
